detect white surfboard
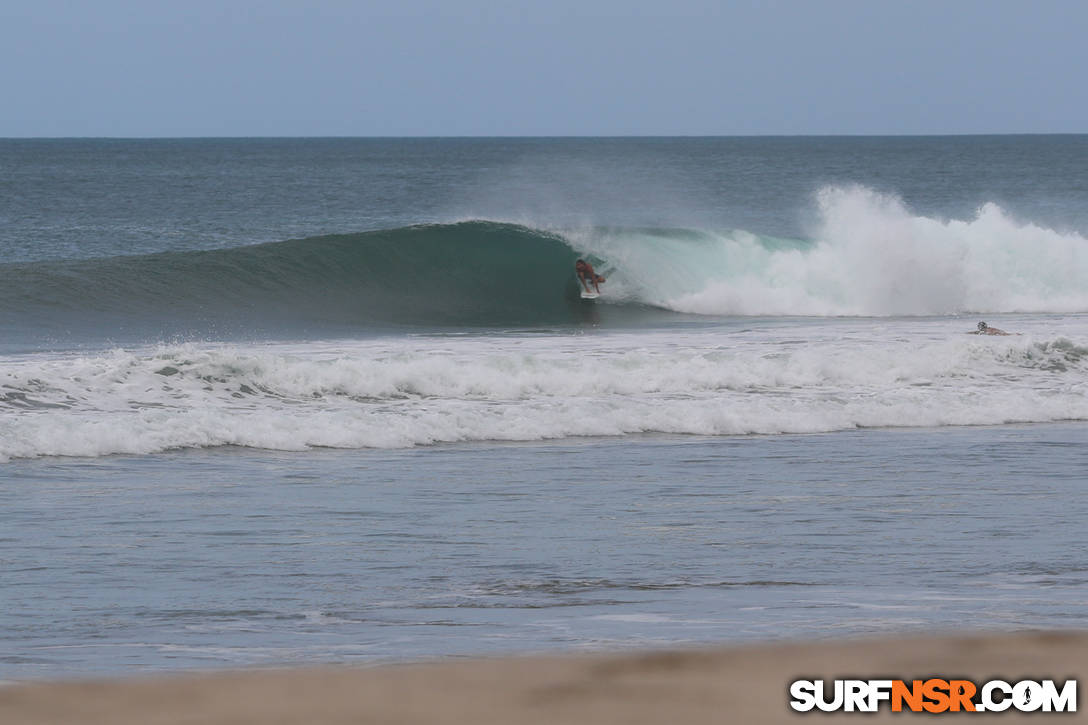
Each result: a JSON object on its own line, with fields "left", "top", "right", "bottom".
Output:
{"left": 580, "top": 289, "right": 600, "bottom": 300}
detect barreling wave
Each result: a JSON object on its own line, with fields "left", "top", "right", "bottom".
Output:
{"left": 0, "top": 222, "right": 602, "bottom": 336}
{"left": 3, "top": 185, "right": 1088, "bottom": 341}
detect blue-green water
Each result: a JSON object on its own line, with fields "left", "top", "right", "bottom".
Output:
{"left": 2, "top": 137, "right": 1087, "bottom": 678}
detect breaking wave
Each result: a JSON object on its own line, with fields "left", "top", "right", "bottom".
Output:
{"left": 2, "top": 186, "right": 1087, "bottom": 342}
{"left": 3, "top": 335, "right": 1087, "bottom": 460}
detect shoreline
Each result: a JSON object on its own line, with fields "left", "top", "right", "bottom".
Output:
{"left": 2, "top": 631, "right": 1085, "bottom": 724}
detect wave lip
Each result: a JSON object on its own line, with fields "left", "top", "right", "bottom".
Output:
{"left": 3, "top": 335, "right": 1087, "bottom": 461}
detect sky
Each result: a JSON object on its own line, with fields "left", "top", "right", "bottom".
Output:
{"left": 2, "top": 0, "right": 1086, "bottom": 137}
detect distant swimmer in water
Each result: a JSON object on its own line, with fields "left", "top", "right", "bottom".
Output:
{"left": 575, "top": 259, "right": 605, "bottom": 294}
{"left": 973, "top": 321, "right": 1014, "bottom": 336}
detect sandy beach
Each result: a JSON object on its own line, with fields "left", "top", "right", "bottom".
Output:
{"left": 2, "top": 631, "right": 1084, "bottom": 724}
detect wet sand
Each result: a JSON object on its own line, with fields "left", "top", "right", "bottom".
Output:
{"left": 2, "top": 631, "right": 1085, "bottom": 724}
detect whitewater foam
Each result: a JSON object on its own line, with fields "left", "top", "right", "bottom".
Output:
{"left": 604, "top": 186, "right": 1088, "bottom": 316}
{"left": 3, "top": 322, "right": 1086, "bottom": 461}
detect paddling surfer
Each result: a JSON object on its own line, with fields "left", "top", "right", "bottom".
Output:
{"left": 973, "top": 321, "right": 1014, "bottom": 336}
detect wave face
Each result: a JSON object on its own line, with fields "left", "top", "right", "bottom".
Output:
{"left": 0, "top": 222, "right": 594, "bottom": 336}
{"left": 4, "top": 186, "right": 1088, "bottom": 341}
{"left": 2, "top": 333, "right": 1087, "bottom": 461}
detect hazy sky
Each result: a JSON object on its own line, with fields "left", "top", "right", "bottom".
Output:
{"left": 3, "top": 0, "right": 1086, "bottom": 136}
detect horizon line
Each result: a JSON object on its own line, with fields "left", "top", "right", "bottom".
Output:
{"left": 2, "top": 132, "right": 1086, "bottom": 141}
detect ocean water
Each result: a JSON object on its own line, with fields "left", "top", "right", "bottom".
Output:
{"left": 2, "top": 137, "right": 1087, "bottom": 679}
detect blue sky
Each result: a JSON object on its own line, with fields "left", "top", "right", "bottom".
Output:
{"left": 2, "top": 0, "right": 1086, "bottom": 136}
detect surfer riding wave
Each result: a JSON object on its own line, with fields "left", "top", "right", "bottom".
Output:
{"left": 575, "top": 259, "right": 605, "bottom": 295}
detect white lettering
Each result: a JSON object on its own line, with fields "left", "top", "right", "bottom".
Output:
{"left": 844, "top": 680, "right": 868, "bottom": 712}
{"left": 1041, "top": 680, "right": 1077, "bottom": 712}
{"left": 816, "top": 679, "right": 844, "bottom": 712}
{"left": 1014, "top": 680, "right": 1043, "bottom": 712}
{"left": 867, "top": 680, "right": 893, "bottom": 711}
{"left": 789, "top": 680, "right": 817, "bottom": 712}
{"left": 981, "top": 680, "right": 1012, "bottom": 712}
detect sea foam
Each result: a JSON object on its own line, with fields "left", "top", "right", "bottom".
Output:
{"left": 582, "top": 186, "right": 1088, "bottom": 316}
{"left": 2, "top": 328, "right": 1086, "bottom": 461}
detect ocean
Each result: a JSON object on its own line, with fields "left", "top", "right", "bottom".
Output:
{"left": 2, "top": 136, "right": 1086, "bottom": 679}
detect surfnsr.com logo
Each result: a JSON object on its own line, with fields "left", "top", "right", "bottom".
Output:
{"left": 789, "top": 678, "right": 1077, "bottom": 713}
